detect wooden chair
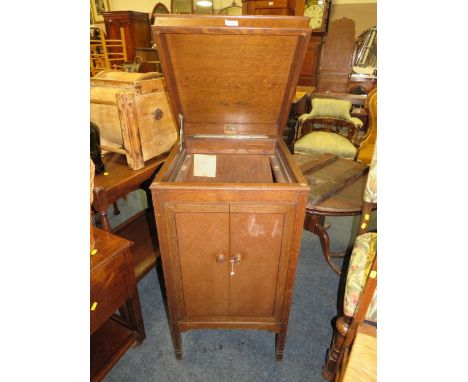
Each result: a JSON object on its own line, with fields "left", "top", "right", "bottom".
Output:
{"left": 356, "top": 88, "right": 377, "bottom": 165}
{"left": 293, "top": 97, "right": 364, "bottom": 160}
{"left": 322, "top": 145, "right": 377, "bottom": 381}
{"left": 90, "top": 27, "right": 127, "bottom": 76}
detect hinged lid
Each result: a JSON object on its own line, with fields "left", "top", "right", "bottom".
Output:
{"left": 152, "top": 15, "right": 311, "bottom": 137}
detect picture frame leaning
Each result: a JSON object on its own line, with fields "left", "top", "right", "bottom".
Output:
{"left": 90, "top": 0, "right": 110, "bottom": 24}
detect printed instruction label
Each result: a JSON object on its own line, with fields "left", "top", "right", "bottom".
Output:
{"left": 193, "top": 154, "right": 217, "bottom": 178}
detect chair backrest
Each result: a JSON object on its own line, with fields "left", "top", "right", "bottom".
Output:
{"left": 296, "top": 98, "right": 359, "bottom": 146}
{"left": 217, "top": 2, "right": 242, "bottom": 15}
{"left": 357, "top": 88, "right": 377, "bottom": 164}
{"left": 317, "top": 18, "right": 356, "bottom": 93}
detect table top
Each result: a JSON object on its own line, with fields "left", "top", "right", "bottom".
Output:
{"left": 93, "top": 152, "right": 168, "bottom": 205}
{"left": 293, "top": 153, "right": 368, "bottom": 214}
{"left": 91, "top": 227, "right": 132, "bottom": 271}
{"left": 292, "top": 91, "right": 307, "bottom": 103}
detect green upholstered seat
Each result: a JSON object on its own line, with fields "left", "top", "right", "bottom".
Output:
{"left": 294, "top": 131, "right": 357, "bottom": 159}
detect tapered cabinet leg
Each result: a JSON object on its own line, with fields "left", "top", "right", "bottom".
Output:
{"left": 275, "top": 333, "right": 286, "bottom": 361}
{"left": 170, "top": 324, "right": 182, "bottom": 360}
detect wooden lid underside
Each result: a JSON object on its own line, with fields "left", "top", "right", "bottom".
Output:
{"left": 153, "top": 15, "right": 311, "bottom": 137}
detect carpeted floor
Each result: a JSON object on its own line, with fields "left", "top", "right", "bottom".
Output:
{"left": 101, "top": 190, "right": 376, "bottom": 382}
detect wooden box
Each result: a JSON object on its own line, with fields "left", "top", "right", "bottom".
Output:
{"left": 90, "top": 70, "right": 178, "bottom": 170}
{"left": 150, "top": 15, "right": 311, "bottom": 360}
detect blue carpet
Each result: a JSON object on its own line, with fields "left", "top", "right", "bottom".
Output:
{"left": 103, "top": 191, "right": 376, "bottom": 381}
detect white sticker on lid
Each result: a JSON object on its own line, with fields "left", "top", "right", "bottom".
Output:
{"left": 225, "top": 19, "right": 239, "bottom": 27}
{"left": 193, "top": 154, "right": 217, "bottom": 178}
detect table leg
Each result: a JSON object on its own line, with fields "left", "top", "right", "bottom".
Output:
{"left": 112, "top": 202, "right": 120, "bottom": 215}
{"left": 304, "top": 213, "right": 344, "bottom": 275}
{"left": 93, "top": 187, "right": 112, "bottom": 232}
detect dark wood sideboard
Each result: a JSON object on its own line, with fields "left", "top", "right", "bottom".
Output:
{"left": 103, "top": 11, "right": 152, "bottom": 61}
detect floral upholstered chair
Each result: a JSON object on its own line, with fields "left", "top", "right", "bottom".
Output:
{"left": 293, "top": 98, "right": 364, "bottom": 160}
{"left": 322, "top": 145, "right": 377, "bottom": 381}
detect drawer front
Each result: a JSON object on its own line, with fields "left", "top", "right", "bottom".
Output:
{"left": 253, "top": 0, "right": 287, "bottom": 9}
{"left": 255, "top": 8, "right": 288, "bottom": 15}
{"left": 90, "top": 253, "right": 129, "bottom": 334}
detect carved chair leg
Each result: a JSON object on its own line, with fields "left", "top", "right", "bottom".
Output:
{"left": 322, "top": 316, "right": 350, "bottom": 380}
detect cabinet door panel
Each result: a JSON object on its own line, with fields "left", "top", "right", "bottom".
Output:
{"left": 175, "top": 210, "right": 229, "bottom": 317}
{"left": 229, "top": 210, "right": 285, "bottom": 317}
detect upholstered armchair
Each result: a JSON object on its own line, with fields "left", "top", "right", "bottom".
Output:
{"left": 322, "top": 145, "right": 377, "bottom": 381}
{"left": 293, "top": 98, "right": 363, "bottom": 160}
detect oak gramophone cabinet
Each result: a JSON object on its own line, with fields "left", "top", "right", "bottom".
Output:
{"left": 150, "top": 15, "right": 311, "bottom": 360}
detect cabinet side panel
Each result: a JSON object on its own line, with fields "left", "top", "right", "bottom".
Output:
{"left": 175, "top": 211, "right": 230, "bottom": 317}
{"left": 229, "top": 211, "right": 285, "bottom": 317}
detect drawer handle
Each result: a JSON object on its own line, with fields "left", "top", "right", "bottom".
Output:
{"left": 91, "top": 302, "right": 98, "bottom": 311}
{"left": 216, "top": 254, "right": 225, "bottom": 263}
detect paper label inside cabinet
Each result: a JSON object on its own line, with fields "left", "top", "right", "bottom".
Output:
{"left": 193, "top": 154, "right": 217, "bottom": 177}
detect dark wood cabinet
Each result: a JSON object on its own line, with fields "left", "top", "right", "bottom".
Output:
{"left": 151, "top": 15, "right": 310, "bottom": 360}
{"left": 299, "top": 35, "right": 322, "bottom": 86}
{"left": 242, "top": 0, "right": 289, "bottom": 15}
{"left": 103, "top": 11, "right": 152, "bottom": 61}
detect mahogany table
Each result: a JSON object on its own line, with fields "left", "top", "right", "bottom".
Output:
{"left": 294, "top": 153, "right": 370, "bottom": 275}
{"left": 92, "top": 152, "right": 167, "bottom": 281}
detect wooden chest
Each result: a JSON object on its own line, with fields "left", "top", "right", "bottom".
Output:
{"left": 90, "top": 70, "right": 178, "bottom": 170}
{"left": 150, "top": 15, "right": 311, "bottom": 360}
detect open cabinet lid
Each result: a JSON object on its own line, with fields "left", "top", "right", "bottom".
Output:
{"left": 152, "top": 15, "right": 311, "bottom": 137}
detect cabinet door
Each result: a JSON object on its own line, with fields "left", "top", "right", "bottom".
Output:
{"left": 172, "top": 204, "right": 230, "bottom": 317}
{"left": 229, "top": 204, "right": 296, "bottom": 318}
{"left": 298, "top": 36, "right": 322, "bottom": 86}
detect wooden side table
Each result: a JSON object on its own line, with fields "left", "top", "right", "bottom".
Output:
{"left": 92, "top": 152, "right": 168, "bottom": 281}
{"left": 294, "top": 153, "right": 372, "bottom": 274}
{"left": 90, "top": 227, "right": 146, "bottom": 382}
